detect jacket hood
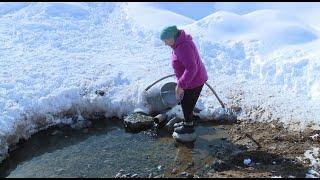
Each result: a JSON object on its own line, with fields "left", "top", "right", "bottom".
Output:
{"left": 173, "top": 30, "right": 193, "bottom": 49}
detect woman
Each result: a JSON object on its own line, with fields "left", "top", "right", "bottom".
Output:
{"left": 160, "top": 25, "right": 208, "bottom": 143}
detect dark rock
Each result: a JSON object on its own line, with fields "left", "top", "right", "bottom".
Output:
{"left": 123, "top": 113, "right": 154, "bottom": 132}
{"left": 95, "top": 90, "right": 105, "bottom": 96}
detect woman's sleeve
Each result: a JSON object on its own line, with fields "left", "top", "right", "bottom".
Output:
{"left": 176, "top": 43, "right": 197, "bottom": 89}
{"left": 171, "top": 52, "right": 180, "bottom": 79}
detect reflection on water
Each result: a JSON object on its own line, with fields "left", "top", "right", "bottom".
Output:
{"left": 0, "top": 118, "right": 233, "bottom": 178}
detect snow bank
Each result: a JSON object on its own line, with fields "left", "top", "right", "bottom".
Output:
{"left": 0, "top": 2, "right": 320, "bottom": 163}
{"left": 125, "top": 3, "right": 194, "bottom": 32}
{"left": 0, "top": 2, "right": 179, "bottom": 161}
{"left": 182, "top": 9, "right": 320, "bottom": 130}
{"left": 185, "top": 9, "right": 318, "bottom": 50}
{"left": 0, "top": 2, "right": 29, "bottom": 16}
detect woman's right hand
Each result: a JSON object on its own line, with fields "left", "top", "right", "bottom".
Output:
{"left": 175, "top": 85, "right": 184, "bottom": 101}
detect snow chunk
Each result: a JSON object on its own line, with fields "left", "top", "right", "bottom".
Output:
{"left": 243, "top": 158, "right": 252, "bottom": 165}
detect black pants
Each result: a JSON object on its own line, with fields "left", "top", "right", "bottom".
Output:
{"left": 180, "top": 84, "right": 204, "bottom": 123}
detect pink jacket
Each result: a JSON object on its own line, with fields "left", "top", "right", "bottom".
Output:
{"left": 172, "top": 30, "right": 208, "bottom": 89}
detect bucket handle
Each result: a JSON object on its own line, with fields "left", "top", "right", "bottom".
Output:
{"left": 144, "top": 74, "right": 225, "bottom": 108}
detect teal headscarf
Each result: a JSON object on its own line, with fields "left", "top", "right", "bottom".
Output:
{"left": 160, "top": 25, "right": 179, "bottom": 41}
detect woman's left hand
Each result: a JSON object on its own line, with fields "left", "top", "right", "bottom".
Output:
{"left": 175, "top": 85, "right": 184, "bottom": 100}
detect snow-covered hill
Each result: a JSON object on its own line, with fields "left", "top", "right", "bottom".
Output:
{"left": 125, "top": 3, "right": 194, "bottom": 32}
{"left": 188, "top": 10, "right": 320, "bottom": 142}
{"left": 183, "top": 9, "right": 320, "bottom": 100}
{"left": 0, "top": 2, "right": 319, "bottom": 166}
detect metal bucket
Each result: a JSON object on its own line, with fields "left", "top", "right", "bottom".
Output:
{"left": 161, "top": 82, "right": 181, "bottom": 107}
{"left": 146, "top": 82, "right": 180, "bottom": 113}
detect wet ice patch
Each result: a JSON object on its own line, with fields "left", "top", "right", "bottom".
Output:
{"left": 304, "top": 147, "right": 320, "bottom": 178}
